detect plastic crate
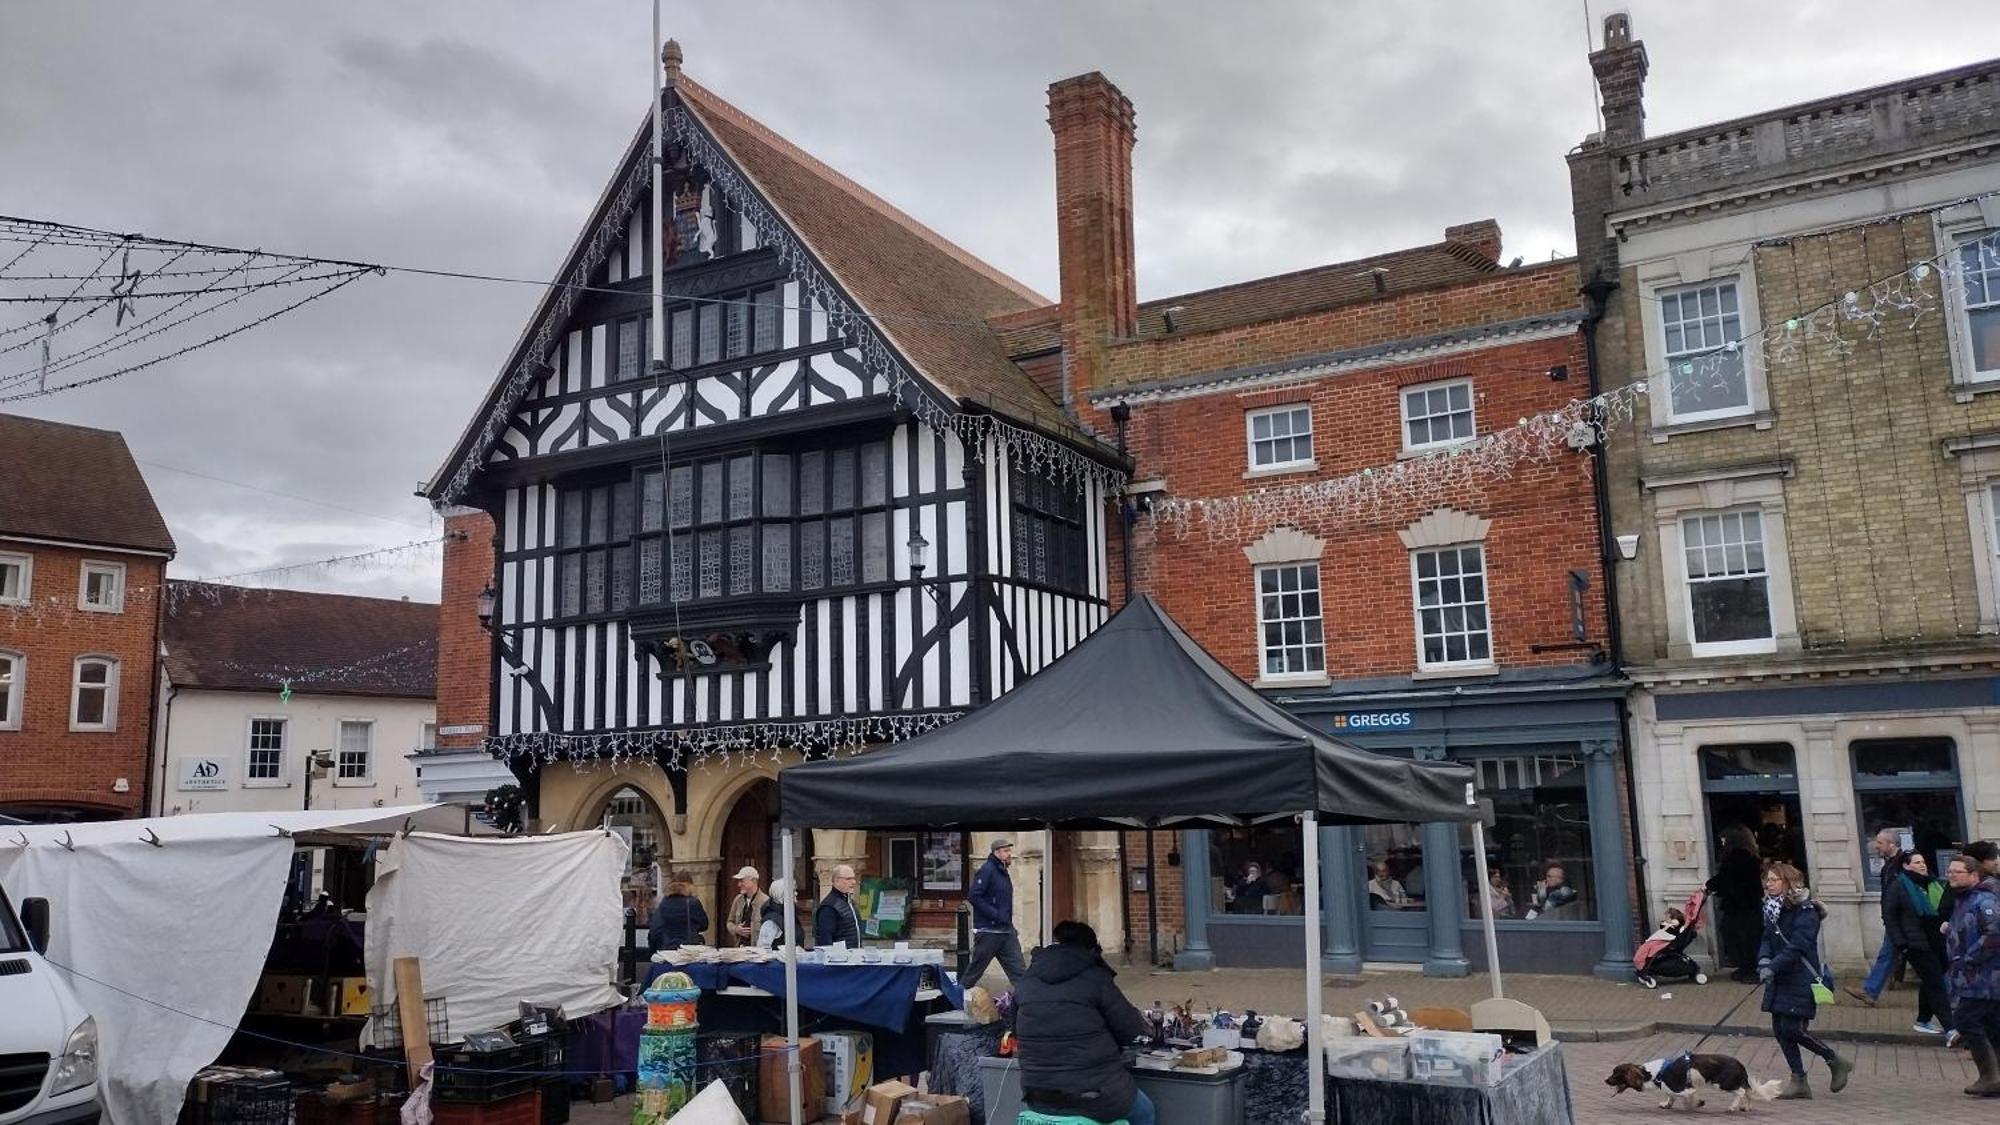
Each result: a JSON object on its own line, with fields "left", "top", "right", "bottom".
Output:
{"left": 539, "top": 1079, "right": 570, "bottom": 1125}
{"left": 370, "top": 997, "right": 450, "bottom": 1049}
{"left": 433, "top": 1040, "right": 546, "bottom": 1104}
{"left": 432, "top": 1090, "right": 542, "bottom": 1125}
{"left": 695, "top": 1032, "right": 758, "bottom": 1122}
{"left": 200, "top": 1074, "right": 293, "bottom": 1125}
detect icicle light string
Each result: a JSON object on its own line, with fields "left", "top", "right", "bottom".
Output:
{"left": 485, "top": 710, "right": 965, "bottom": 769}
{"left": 216, "top": 635, "right": 438, "bottom": 691}
{"left": 1157, "top": 235, "right": 1993, "bottom": 541}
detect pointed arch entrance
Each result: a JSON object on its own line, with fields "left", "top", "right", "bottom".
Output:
{"left": 597, "top": 784, "right": 673, "bottom": 919}
{"left": 715, "top": 778, "right": 811, "bottom": 939}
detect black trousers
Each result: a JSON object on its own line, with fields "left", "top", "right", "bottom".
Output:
{"left": 1903, "top": 945, "right": 1949, "bottom": 1026}
{"left": 962, "top": 929, "right": 1027, "bottom": 989}
{"left": 1722, "top": 904, "right": 1762, "bottom": 972}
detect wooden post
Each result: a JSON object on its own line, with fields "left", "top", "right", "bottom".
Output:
{"left": 394, "top": 956, "right": 433, "bottom": 1087}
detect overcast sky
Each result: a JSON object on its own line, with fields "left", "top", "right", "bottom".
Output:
{"left": 3, "top": 1, "right": 1995, "bottom": 603}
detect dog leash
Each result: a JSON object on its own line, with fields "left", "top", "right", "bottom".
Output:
{"left": 1686, "top": 982, "right": 1763, "bottom": 1053}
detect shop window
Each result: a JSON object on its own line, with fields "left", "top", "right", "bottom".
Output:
{"left": 1460, "top": 753, "right": 1594, "bottom": 921}
{"left": 1851, "top": 737, "right": 1966, "bottom": 889}
{"left": 1362, "top": 822, "right": 1424, "bottom": 911}
{"left": 1208, "top": 824, "right": 1305, "bottom": 915}
{"left": 887, "top": 837, "right": 919, "bottom": 883}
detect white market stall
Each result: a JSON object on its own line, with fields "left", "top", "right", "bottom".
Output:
{"left": 0, "top": 805, "right": 625, "bottom": 1125}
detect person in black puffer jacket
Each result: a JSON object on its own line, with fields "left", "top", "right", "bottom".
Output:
{"left": 1013, "top": 921, "right": 1155, "bottom": 1125}
{"left": 1881, "top": 851, "right": 1953, "bottom": 1035}
{"left": 648, "top": 876, "right": 709, "bottom": 951}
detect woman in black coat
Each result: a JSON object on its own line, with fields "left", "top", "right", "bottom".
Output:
{"left": 1757, "top": 862, "right": 1851, "bottom": 1099}
{"left": 1013, "top": 921, "right": 1156, "bottom": 1125}
{"left": 1708, "top": 825, "right": 1765, "bottom": 982}
{"left": 1881, "top": 851, "right": 1952, "bottom": 1035}
{"left": 647, "top": 876, "right": 710, "bottom": 951}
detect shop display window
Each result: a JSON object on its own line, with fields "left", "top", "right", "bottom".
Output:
{"left": 1460, "top": 752, "right": 1595, "bottom": 921}
{"left": 1852, "top": 737, "right": 1966, "bottom": 889}
{"left": 1209, "top": 823, "right": 1306, "bottom": 915}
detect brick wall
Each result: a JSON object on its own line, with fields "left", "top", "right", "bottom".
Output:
{"left": 0, "top": 544, "right": 164, "bottom": 816}
{"left": 435, "top": 510, "right": 496, "bottom": 749}
{"left": 1122, "top": 828, "right": 1185, "bottom": 964}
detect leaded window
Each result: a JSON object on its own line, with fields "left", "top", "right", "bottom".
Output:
{"left": 548, "top": 437, "right": 897, "bottom": 620}
{"left": 1010, "top": 469, "right": 1089, "bottom": 595}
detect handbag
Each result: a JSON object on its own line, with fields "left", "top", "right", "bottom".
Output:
{"left": 1809, "top": 923, "right": 1836, "bottom": 1006}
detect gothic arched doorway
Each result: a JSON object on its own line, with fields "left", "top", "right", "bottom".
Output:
{"left": 715, "top": 778, "right": 810, "bottom": 939}
{"left": 599, "top": 785, "right": 672, "bottom": 920}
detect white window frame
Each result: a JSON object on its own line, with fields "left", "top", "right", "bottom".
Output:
{"left": 419, "top": 721, "right": 438, "bottom": 752}
{"left": 1399, "top": 378, "right": 1477, "bottom": 453}
{"left": 1410, "top": 544, "right": 1495, "bottom": 671}
{"left": 1944, "top": 435, "right": 2000, "bottom": 631}
{"left": 335, "top": 719, "right": 374, "bottom": 784}
{"left": 77, "top": 560, "right": 125, "bottom": 613}
{"left": 0, "top": 649, "right": 22, "bottom": 731}
{"left": 1244, "top": 404, "right": 1316, "bottom": 474}
{"left": 0, "top": 552, "right": 30, "bottom": 606}
{"left": 1254, "top": 561, "right": 1326, "bottom": 682}
{"left": 1645, "top": 463, "right": 1799, "bottom": 659}
{"left": 1677, "top": 509, "right": 1777, "bottom": 658}
{"left": 1656, "top": 279, "right": 1751, "bottom": 424}
{"left": 70, "top": 655, "right": 118, "bottom": 731}
{"left": 1939, "top": 204, "right": 2000, "bottom": 388}
{"left": 245, "top": 716, "right": 288, "bottom": 786}
{"left": 1635, "top": 252, "right": 1769, "bottom": 435}
{"left": 1242, "top": 527, "right": 1329, "bottom": 686}
{"left": 1398, "top": 508, "right": 1496, "bottom": 676}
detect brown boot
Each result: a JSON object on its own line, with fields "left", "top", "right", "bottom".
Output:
{"left": 1775, "top": 1073, "right": 1811, "bottom": 1100}
{"left": 1968, "top": 1040, "right": 2000, "bottom": 1097}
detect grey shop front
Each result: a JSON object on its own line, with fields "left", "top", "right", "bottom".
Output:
{"left": 1172, "top": 676, "right": 1637, "bottom": 979}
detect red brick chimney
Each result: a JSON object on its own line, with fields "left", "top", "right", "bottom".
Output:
{"left": 1049, "top": 72, "right": 1139, "bottom": 399}
{"left": 436, "top": 508, "right": 496, "bottom": 750}
{"left": 1590, "top": 13, "right": 1648, "bottom": 146}
{"left": 1444, "top": 219, "right": 1504, "bottom": 264}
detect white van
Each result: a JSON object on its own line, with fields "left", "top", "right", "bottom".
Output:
{"left": 0, "top": 882, "right": 99, "bottom": 1124}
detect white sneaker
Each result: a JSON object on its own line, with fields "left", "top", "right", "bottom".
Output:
{"left": 1914, "top": 1018, "right": 1945, "bottom": 1035}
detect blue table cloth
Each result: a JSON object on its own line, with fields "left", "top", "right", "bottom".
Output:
{"left": 644, "top": 960, "right": 963, "bottom": 1033}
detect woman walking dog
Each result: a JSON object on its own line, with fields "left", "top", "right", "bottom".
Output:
{"left": 1757, "top": 862, "right": 1853, "bottom": 1099}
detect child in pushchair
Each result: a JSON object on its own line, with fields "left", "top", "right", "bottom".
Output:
{"left": 1633, "top": 889, "right": 1710, "bottom": 989}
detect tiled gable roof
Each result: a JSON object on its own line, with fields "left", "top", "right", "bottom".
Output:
{"left": 164, "top": 582, "right": 437, "bottom": 699}
{"left": 0, "top": 413, "right": 175, "bottom": 554}
{"left": 678, "top": 79, "right": 1086, "bottom": 436}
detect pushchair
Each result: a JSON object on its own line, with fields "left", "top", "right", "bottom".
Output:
{"left": 1633, "top": 888, "right": 1710, "bottom": 989}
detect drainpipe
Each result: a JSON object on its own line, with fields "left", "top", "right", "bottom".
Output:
{"left": 1108, "top": 403, "right": 1152, "bottom": 963}
{"left": 1580, "top": 268, "right": 1650, "bottom": 934}
{"left": 153, "top": 681, "right": 176, "bottom": 817}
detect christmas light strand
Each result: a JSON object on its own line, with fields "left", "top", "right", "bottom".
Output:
{"left": 1157, "top": 238, "right": 1993, "bottom": 541}
{"left": 485, "top": 710, "right": 965, "bottom": 770}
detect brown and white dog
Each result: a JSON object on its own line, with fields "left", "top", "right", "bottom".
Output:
{"left": 1605, "top": 1053, "right": 1784, "bottom": 1112}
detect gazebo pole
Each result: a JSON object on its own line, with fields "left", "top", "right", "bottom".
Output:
{"left": 1470, "top": 818, "right": 1504, "bottom": 1000}
{"left": 1302, "top": 811, "right": 1326, "bottom": 1123}
{"left": 1042, "top": 822, "right": 1054, "bottom": 949}
{"left": 782, "top": 827, "right": 802, "bottom": 1125}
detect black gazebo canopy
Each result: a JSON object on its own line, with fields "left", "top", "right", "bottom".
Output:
{"left": 779, "top": 595, "right": 1477, "bottom": 831}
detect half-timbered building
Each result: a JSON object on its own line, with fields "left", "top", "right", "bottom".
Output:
{"left": 424, "top": 43, "right": 1125, "bottom": 939}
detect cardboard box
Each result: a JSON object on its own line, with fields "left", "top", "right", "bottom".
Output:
{"left": 859, "top": 1079, "right": 915, "bottom": 1125}
{"left": 759, "top": 1035, "right": 826, "bottom": 1123}
{"left": 892, "top": 1094, "right": 970, "bottom": 1124}
{"left": 812, "top": 1031, "right": 873, "bottom": 1116}
{"left": 327, "top": 976, "right": 371, "bottom": 1017}
{"left": 254, "top": 974, "right": 318, "bottom": 1015}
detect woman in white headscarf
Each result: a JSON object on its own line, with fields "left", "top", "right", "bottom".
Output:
{"left": 755, "top": 878, "right": 795, "bottom": 949}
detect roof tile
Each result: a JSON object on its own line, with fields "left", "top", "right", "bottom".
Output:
{"left": 0, "top": 413, "right": 174, "bottom": 554}
{"left": 164, "top": 583, "right": 437, "bottom": 698}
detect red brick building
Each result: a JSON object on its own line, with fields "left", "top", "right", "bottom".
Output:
{"left": 1000, "top": 74, "right": 1634, "bottom": 976}
{"left": 0, "top": 414, "right": 175, "bottom": 820}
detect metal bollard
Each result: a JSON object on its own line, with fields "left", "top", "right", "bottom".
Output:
{"left": 956, "top": 904, "right": 971, "bottom": 980}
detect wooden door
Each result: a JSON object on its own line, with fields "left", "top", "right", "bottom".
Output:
{"left": 1051, "top": 830, "right": 1077, "bottom": 933}
{"left": 717, "top": 780, "right": 775, "bottom": 944}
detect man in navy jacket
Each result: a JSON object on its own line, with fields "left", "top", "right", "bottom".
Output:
{"left": 963, "top": 840, "right": 1027, "bottom": 993}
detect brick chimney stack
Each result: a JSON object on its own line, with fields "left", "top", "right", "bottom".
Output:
{"left": 435, "top": 508, "right": 496, "bottom": 752}
{"left": 1049, "top": 72, "right": 1138, "bottom": 398}
{"left": 1590, "top": 13, "right": 1648, "bottom": 146}
{"left": 1444, "top": 219, "right": 1504, "bottom": 264}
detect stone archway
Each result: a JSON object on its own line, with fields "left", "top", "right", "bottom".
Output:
{"left": 589, "top": 783, "right": 673, "bottom": 921}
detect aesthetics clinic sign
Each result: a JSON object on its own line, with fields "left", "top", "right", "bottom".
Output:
{"left": 178, "top": 756, "right": 228, "bottom": 791}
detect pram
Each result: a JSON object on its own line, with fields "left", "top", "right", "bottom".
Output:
{"left": 1633, "top": 888, "right": 1710, "bottom": 989}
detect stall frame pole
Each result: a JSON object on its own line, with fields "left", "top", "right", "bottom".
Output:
{"left": 782, "top": 827, "right": 802, "bottom": 1125}
{"left": 1471, "top": 819, "right": 1504, "bottom": 1000}
{"left": 1302, "top": 811, "right": 1325, "bottom": 1124}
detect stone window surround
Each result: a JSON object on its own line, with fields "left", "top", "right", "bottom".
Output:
{"left": 1944, "top": 431, "right": 2000, "bottom": 631}
{"left": 1643, "top": 462, "right": 1801, "bottom": 659}
{"left": 1398, "top": 507, "right": 1497, "bottom": 679}
{"left": 1244, "top": 526, "right": 1328, "bottom": 688}
{"left": 1635, "top": 248, "right": 1773, "bottom": 439}
{"left": 1935, "top": 196, "right": 2000, "bottom": 397}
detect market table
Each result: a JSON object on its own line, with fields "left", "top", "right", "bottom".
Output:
{"left": 640, "top": 960, "right": 962, "bottom": 1080}
{"left": 1327, "top": 1043, "right": 1573, "bottom": 1124}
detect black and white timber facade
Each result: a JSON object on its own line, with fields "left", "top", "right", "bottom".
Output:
{"left": 426, "top": 64, "right": 1125, "bottom": 771}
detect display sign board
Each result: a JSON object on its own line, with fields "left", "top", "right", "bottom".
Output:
{"left": 1331, "top": 711, "right": 1415, "bottom": 730}
{"left": 178, "top": 756, "right": 229, "bottom": 791}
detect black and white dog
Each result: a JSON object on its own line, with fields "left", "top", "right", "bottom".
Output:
{"left": 1605, "top": 1053, "right": 1783, "bottom": 1112}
